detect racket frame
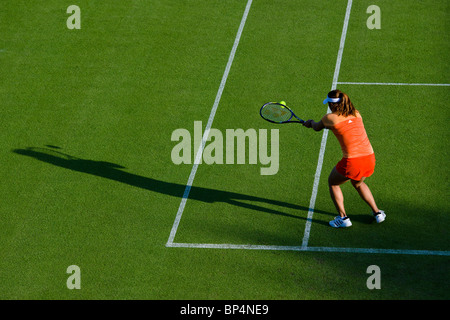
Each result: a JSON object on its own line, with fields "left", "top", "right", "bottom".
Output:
{"left": 259, "top": 102, "right": 305, "bottom": 124}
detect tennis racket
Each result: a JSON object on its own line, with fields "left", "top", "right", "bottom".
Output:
{"left": 260, "top": 102, "right": 305, "bottom": 124}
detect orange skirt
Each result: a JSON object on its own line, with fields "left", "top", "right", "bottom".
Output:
{"left": 336, "top": 153, "right": 376, "bottom": 181}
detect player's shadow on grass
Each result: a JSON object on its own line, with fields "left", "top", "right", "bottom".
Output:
{"left": 12, "top": 147, "right": 333, "bottom": 226}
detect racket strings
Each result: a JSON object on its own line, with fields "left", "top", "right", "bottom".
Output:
{"left": 262, "top": 104, "right": 292, "bottom": 122}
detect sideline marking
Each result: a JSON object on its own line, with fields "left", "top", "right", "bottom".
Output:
{"left": 337, "top": 81, "right": 450, "bottom": 86}
{"left": 166, "top": 0, "right": 253, "bottom": 246}
{"left": 301, "top": 0, "right": 353, "bottom": 249}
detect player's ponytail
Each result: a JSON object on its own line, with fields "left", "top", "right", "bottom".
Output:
{"left": 326, "top": 90, "right": 356, "bottom": 117}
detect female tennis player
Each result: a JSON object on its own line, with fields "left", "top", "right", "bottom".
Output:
{"left": 303, "top": 90, "right": 386, "bottom": 228}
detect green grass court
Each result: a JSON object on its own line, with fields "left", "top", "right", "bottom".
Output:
{"left": 1, "top": 0, "right": 449, "bottom": 300}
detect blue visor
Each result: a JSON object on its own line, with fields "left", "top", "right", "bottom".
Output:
{"left": 323, "top": 96, "right": 341, "bottom": 104}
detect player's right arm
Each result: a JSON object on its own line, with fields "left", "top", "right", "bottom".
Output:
{"left": 303, "top": 119, "right": 325, "bottom": 131}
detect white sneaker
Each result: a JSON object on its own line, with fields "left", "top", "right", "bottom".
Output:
{"left": 329, "top": 216, "right": 352, "bottom": 228}
{"left": 373, "top": 210, "right": 386, "bottom": 223}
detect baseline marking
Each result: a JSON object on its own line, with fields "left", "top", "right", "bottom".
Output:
{"left": 166, "top": 0, "right": 253, "bottom": 246}
{"left": 301, "top": 0, "right": 353, "bottom": 249}
{"left": 337, "top": 81, "right": 450, "bottom": 86}
{"left": 169, "top": 242, "right": 450, "bottom": 256}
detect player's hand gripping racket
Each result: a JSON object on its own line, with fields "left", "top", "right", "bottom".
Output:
{"left": 259, "top": 102, "right": 305, "bottom": 124}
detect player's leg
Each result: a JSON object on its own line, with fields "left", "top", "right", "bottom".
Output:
{"left": 328, "top": 166, "right": 349, "bottom": 218}
{"left": 351, "top": 178, "right": 385, "bottom": 223}
{"left": 350, "top": 178, "right": 378, "bottom": 212}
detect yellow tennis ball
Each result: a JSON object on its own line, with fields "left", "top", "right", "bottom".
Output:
{"left": 279, "top": 101, "right": 286, "bottom": 106}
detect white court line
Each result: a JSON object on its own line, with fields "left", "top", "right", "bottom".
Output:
{"left": 166, "top": 0, "right": 253, "bottom": 246}
{"left": 301, "top": 0, "right": 353, "bottom": 249}
{"left": 337, "top": 81, "right": 450, "bottom": 86}
{"left": 169, "top": 242, "right": 450, "bottom": 256}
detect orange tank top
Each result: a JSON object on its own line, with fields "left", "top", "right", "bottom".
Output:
{"left": 330, "top": 117, "right": 374, "bottom": 158}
